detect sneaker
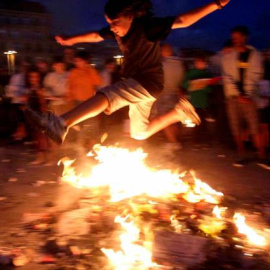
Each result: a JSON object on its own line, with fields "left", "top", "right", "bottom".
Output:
{"left": 175, "top": 98, "right": 201, "bottom": 126}
{"left": 257, "top": 159, "right": 270, "bottom": 170}
{"left": 25, "top": 108, "right": 67, "bottom": 144}
{"left": 233, "top": 158, "right": 249, "bottom": 168}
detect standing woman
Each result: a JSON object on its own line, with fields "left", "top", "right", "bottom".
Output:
{"left": 25, "top": 68, "right": 52, "bottom": 165}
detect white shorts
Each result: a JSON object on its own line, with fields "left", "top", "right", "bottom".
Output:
{"left": 98, "top": 78, "right": 156, "bottom": 138}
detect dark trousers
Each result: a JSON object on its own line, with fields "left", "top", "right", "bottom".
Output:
{"left": 194, "top": 108, "right": 208, "bottom": 144}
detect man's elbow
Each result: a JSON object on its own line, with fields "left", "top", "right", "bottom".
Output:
{"left": 93, "top": 33, "right": 103, "bottom": 42}
{"left": 172, "top": 17, "right": 192, "bottom": 29}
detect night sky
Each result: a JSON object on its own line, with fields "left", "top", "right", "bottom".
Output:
{"left": 35, "top": 0, "right": 270, "bottom": 51}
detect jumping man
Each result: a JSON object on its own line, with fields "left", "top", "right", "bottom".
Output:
{"left": 27, "top": 0, "right": 231, "bottom": 144}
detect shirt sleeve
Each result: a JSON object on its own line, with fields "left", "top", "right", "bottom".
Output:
{"left": 145, "top": 16, "right": 176, "bottom": 42}
{"left": 99, "top": 26, "right": 115, "bottom": 40}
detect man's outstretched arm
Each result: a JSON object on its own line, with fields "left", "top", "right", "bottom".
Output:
{"left": 56, "top": 31, "right": 104, "bottom": 46}
{"left": 172, "top": 0, "right": 231, "bottom": 29}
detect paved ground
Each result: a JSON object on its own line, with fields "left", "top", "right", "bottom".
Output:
{"left": 1, "top": 129, "right": 270, "bottom": 225}
{"left": 0, "top": 126, "right": 270, "bottom": 269}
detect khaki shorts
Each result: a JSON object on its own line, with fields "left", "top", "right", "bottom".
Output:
{"left": 226, "top": 97, "right": 259, "bottom": 136}
{"left": 98, "top": 78, "right": 156, "bottom": 138}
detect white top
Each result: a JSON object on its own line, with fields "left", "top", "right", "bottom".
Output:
{"left": 5, "top": 73, "right": 27, "bottom": 104}
{"left": 221, "top": 47, "right": 263, "bottom": 98}
{"left": 162, "top": 56, "right": 185, "bottom": 95}
{"left": 44, "top": 72, "right": 69, "bottom": 97}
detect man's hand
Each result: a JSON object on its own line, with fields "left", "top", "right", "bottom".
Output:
{"left": 55, "top": 36, "right": 73, "bottom": 46}
{"left": 219, "top": 0, "right": 231, "bottom": 7}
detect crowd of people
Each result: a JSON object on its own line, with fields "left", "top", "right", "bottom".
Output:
{"left": 1, "top": 48, "right": 121, "bottom": 164}
{"left": 0, "top": 24, "right": 270, "bottom": 169}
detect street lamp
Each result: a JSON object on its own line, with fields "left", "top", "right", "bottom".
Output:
{"left": 113, "top": 55, "right": 124, "bottom": 65}
{"left": 4, "top": 50, "right": 17, "bottom": 75}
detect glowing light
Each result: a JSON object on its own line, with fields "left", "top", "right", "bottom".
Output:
{"left": 213, "top": 206, "right": 227, "bottom": 220}
{"left": 233, "top": 213, "right": 267, "bottom": 247}
{"left": 60, "top": 145, "right": 223, "bottom": 204}
{"left": 184, "top": 119, "right": 196, "bottom": 128}
{"left": 4, "top": 50, "right": 17, "bottom": 55}
{"left": 101, "top": 215, "right": 158, "bottom": 270}
{"left": 113, "top": 55, "right": 124, "bottom": 59}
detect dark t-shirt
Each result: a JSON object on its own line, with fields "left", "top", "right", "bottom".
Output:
{"left": 237, "top": 49, "right": 251, "bottom": 96}
{"left": 99, "top": 15, "right": 176, "bottom": 97}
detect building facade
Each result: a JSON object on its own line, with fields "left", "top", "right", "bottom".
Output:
{"left": 0, "top": 1, "right": 122, "bottom": 72}
{"left": 0, "top": 1, "right": 60, "bottom": 67}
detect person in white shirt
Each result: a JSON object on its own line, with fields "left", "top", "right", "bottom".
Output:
{"left": 44, "top": 56, "right": 70, "bottom": 115}
{"left": 100, "top": 58, "right": 118, "bottom": 87}
{"left": 222, "top": 26, "right": 269, "bottom": 169}
{"left": 155, "top": 43, "right": 185, "bottom": 151}
{"left": 6, "top": 62, "right": 29, "bottom": 140}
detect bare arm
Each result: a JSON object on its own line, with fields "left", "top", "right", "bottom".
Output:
{"left": 56, "top": 31, "right": 104, "bottom": 46}
{"left": 172, "top": 0, "right": 231, "bottom": 29}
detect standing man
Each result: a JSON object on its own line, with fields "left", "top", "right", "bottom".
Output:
{"left": 183, "top": 53, "right": 213, "bottom": 147}
{"left": 222, "top": 26, "right": 269, "bottom": 169}
{"left": 67, "top": 50, "right": 102, "bottom": 150}
{"left": 26, "top": 0, "right": 231, "bottom": 147}
{"left": 44, "top": 56, "right": 70, "bottom": 116}
{"left": 155, "top": 43, "right": 185, "bottom": 151}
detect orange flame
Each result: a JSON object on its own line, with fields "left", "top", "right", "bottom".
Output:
{"left": 233, "top": 213, "right": 267, "bottom": 247}
{"left": 59, "top": 145, "right": 270, "bottom": 269}
{"left": 60, "top": 145, "right": 223, "bottom": 204}
{"left": 212, "top": 206, "right": 227, "bottom": 219}
{"left": 101, "top": 215, "right": 158, "bottom": 269}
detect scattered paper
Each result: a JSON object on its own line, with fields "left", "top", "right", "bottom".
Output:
{"left": 153, "top": 231, "right": 208, "bottom": 267}
{"left": 8, "top": 178, "right": 18, "bottom": 182}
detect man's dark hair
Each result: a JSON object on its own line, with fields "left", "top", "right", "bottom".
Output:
{"left": 53, "top": 56, "right": 64, "bottom": 64}
{"left": 231, "top": 25, "right": 250, "bottom": 36}
{"left": 105, "top": 0, "right": 153, "bottom": 20}
{"left": 75, "top": 50, "right": 90, "bottom": 61}
{"left": 194, "top": 51, "right": 208, "bottom": 62}
{"left": 25, "top": 66, "right": 41, "bottom": 88}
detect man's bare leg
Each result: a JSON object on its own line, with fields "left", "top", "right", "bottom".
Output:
{"left": 163, "top": 124, "right": 181, "bottom": 143}
{"left": 132, "top": 98, "right": 200, "bottom": 140}
{"left": 26, "top": 95, "right": 198, "bottom": 144}
{"left": 61, "top": 93, "right": 109, "bottom": 128}
{"left": 24, "top": 93, "right": 110, "bottom": 144}
{"left": 132, "top": 109, "right": 180, "bottom": 140}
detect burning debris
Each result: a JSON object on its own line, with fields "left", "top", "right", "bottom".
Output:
{"left": 1, "top": 144, "right": 270, "bottom": 269}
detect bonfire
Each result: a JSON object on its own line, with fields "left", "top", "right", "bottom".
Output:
{"left": 2, "top": 143, "right": 269, "bottom": 269}
{"left": 55, "top": 144, "right": 270, "bottom": 270}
